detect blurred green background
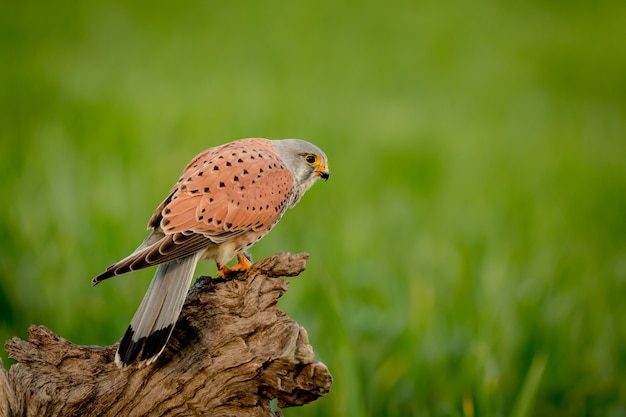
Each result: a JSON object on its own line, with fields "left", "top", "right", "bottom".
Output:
{"left": 2, "top": 1, "right": 626, "bottom": 415}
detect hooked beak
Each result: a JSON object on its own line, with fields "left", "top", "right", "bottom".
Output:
{"left": 315, "top": 165, "right": 330, "bottom": 181}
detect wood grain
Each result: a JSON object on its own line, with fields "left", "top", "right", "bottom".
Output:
{"left": 0, "top": 252, "right": 332, "bottom": 417}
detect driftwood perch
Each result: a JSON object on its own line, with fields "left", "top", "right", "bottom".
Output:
{"left": 0, "top": 252, "right": 332, "bottom": 417}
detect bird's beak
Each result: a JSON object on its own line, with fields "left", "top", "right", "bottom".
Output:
{"left": 315, "top": 165, "right": 330, "bottom": 181}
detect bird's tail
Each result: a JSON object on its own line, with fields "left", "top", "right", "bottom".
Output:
{"left": 115, "top": 252, "right": 202, "bottom": 368}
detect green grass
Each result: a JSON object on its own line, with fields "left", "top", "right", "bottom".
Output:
{"left": 2, "top": 1, "right": 626, "bottom": 415}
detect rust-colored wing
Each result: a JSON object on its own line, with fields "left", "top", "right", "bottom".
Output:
{"left": 93, "top": 139, "right": 294, "bottom": 283}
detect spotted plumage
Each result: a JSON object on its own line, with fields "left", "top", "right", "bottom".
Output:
{"left": 93, "top": 138, "right": 329, "bottom": 368}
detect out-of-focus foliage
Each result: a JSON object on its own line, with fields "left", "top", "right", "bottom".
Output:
{"left": 2, "top": 1, "right": 626, "bottom": 415}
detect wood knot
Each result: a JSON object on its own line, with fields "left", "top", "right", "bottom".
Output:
{"left": 251, "top": 252, "right": 309, "bottom": 277}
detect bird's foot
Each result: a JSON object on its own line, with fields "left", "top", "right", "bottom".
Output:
{"left": 216, "top": 252, "right": 253, "bottom": 277}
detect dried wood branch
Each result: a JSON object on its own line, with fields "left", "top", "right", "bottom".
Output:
{"left": 0, "top": 252, "right": 332, "bottom": 417}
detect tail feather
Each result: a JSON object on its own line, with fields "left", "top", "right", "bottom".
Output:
{"left": 115, "top": 252, "right": 202, "bottom": 367}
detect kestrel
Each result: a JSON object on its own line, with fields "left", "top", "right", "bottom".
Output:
{"left": 93, "top": 138, "right": 329, "bottom": 368}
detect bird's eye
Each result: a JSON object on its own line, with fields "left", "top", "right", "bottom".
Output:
{"left": 304, "top": 154, "right": 319, "bottom": 166}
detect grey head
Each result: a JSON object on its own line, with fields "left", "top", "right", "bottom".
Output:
{"left": 270, "top": 139, "right": 330, "bottom": 207}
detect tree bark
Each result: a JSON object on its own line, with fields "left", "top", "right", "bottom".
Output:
{"left": 0, "top": 252, "right": 332, "bottom": 417}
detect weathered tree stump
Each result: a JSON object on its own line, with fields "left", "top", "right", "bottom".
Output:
{"left": 0, "top": 252, "right": 332, "bottom": 417}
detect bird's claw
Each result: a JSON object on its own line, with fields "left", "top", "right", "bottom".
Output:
{"left": 216, "top": 252, "right": 253, "bottom": 277}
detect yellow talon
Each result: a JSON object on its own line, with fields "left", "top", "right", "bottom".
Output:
{"left": 216, "top": 253, "right": 253, "bottom": 277}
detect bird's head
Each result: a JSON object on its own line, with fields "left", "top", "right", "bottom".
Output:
{"left": 271, "top": 139, "right": 330, "bottom": 206}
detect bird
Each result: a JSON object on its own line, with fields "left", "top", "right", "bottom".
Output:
{"left": 93, "top": 138, "right": 329, "bottom": 368}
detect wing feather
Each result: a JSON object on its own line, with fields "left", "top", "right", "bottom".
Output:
{"left": 93, "top": 138, "right": 294, "bottom": 284}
